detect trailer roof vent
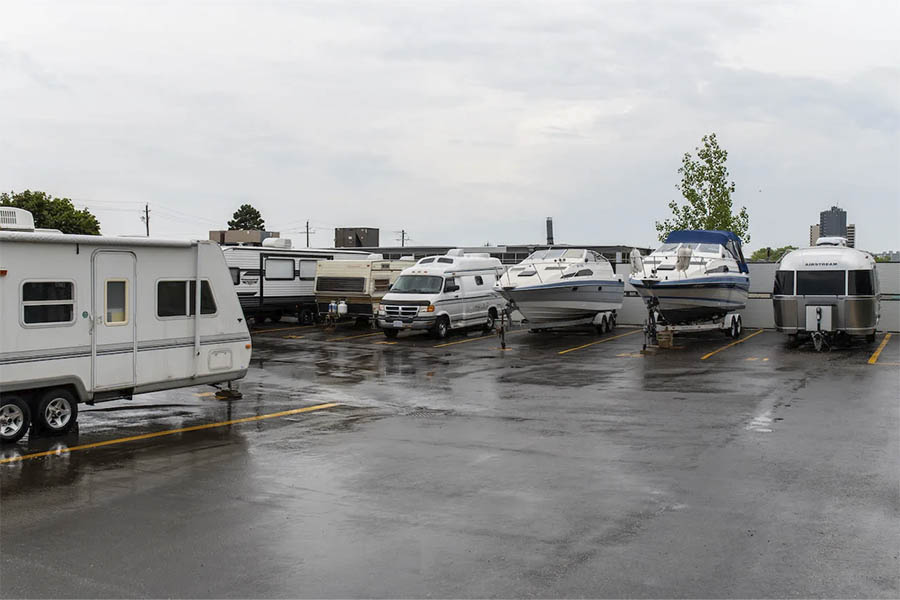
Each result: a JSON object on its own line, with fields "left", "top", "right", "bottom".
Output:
{"left": 0, "top": 207, "right": 36, "bottom": 232}
{"left": 816, "top": 236, "right": 847, "bottom": 247}
{"left": 262, "top": 237, "right": 292, "bottom": 248}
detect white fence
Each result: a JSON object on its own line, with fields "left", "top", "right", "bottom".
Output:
{"left": 614, "top": 262, "right": 900, "bottom": 332}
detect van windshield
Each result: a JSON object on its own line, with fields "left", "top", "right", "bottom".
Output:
{"left": 391, "top": 275, "right": 443, "bottom": 294}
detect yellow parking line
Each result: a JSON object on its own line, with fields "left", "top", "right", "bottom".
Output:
{"left": 557, "top": 329, "right": 641, "bottom": 355}
{"left": 700, "top": 329, "right": 765, "bottom": 360}
{"left": 283, "top": 335, "right": 305, "bottom": 339}
{"left": 868, "top": 333, "right": 892, "bottom": 365}
{"left": 0, "top": 403, "right": 340, "bottom": 465}
{"left": 746, "top": 357, "right": 758, "bottom": 361}
{"left": 193, "top": 392, "right": 216, "bottom": 397}
{"left": 251, "top": 324, "right": 314, "bottom": 335}
{"left": 433, "top": 329, "right": 527, "bottom": 349}
{"left": 328, "top": 331, "right": 382, "bottom": 342}
{"left": 374, "top": 341, "right": 398, "bottom": 345}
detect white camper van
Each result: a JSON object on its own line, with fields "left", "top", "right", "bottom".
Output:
{"left": 376, "top": 250, "right": 506, "bottom": 339}
{"left": 221, "top": 241, "right": 366, "bottom": 324}
{"left": 315, "top": 254, "right": 416, "bottom": 322}
{"left": 0, "top": 208, "right": 251, "bottom": 443}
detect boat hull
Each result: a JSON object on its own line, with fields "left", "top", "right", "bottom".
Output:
{"left": 499, "top": 280, "right": 624, "bottom": 324}
{"left": 629, "top": 276, "right": 748, "bottom": 324}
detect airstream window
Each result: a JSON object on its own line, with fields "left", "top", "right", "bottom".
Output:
{"left": 848, "top": 270, "right": 874, "bottom": 296}
{"left": 773, "top": 271, "right": 795, "bottom": 295}
{"left": 797, "top": 271, "right": 844, "bottom": 295}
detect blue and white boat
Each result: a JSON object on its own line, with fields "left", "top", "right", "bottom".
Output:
{"left": 496, "top": 248, "right": 624, "bottom": 325}
{"left": 629, "top": 230, "right": 749, "bottom": 324}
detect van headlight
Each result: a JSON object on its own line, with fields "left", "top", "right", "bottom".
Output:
{"left": 421, "top": 305, "right": 435, "bottom": 313}
{"left": 377, "top": 304, "right": 386, "bottom": 315}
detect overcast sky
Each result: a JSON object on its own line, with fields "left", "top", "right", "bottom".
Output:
{"left": 2, "top": 1, "right": 898, "bottom": 252}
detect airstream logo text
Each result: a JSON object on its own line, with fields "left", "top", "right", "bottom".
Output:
{"left": 804, "top": 262, "right": 837, "bottom": 266}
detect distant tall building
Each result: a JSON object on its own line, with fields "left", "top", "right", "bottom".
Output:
{"left": 335, "top": 227, "right": 379, "bottom": 248}
{"left": 809, "top": 224, "right": 820, "bottom": 246}
{"left": 820, "top": 205, "right": 847, "bottom": 237}
{"left": 846, "top": 224, "right": 855, "bottom": 248}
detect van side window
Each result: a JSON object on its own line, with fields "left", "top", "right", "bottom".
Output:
{"left": 105, "top": 280, "right": 128, "bottom": 325}
{"left": 475, "top": 276, "right": 484, "bottom": 286}
{"left": 22, "top": 281, "right": 75, "bottom": 325}
{"left": 265, "top": 258, "right": 295, "bottom": 280}
{"left": 437, "top": 258, "right": 454, "bottom": 264}
{"left": 157, "top": 281, "right": 217, "bottom": 317}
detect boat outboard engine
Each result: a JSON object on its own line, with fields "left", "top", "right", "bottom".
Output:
{"left": 630, "top": 248, "right": 644, "bottom": 275}
{"left": 676, "top": 245, "right": 692, "bottom": 272}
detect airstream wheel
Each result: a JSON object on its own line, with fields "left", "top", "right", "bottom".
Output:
{"left": 865, "top": 332, "right": 876, "bottom": 343}
{"left": 0, "top": 396, "right": 31, "bottom": 444}
{"left": 36, "top": 388, "right": 78, "bottom": 435}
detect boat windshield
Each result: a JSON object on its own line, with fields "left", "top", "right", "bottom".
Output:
{"left": 390, "top": 275, "right": 443, "bottom": 294}
{"left": 653, "top": 243, "right": 680, "bottom": 254}
{"left": 526, "top": 249, "right": 584, "bottom": 261}
{"left": 680, "top": 242, "right": 723, "bottom": 255}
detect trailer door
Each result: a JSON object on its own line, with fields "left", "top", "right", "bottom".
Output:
{"left": 92, "top": 251, "right": 137, "bottom": 390}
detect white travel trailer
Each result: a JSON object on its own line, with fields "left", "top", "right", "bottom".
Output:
{"left": 221, "top": 241, "right": 366, "bottom": 324}
{"left": 773, "top": 237, "right": 880, "bottom": 351}
{"left": 0, "top": 208, "right": 251, "bottom": 443}
{"left": 376, "top": 250, "right": 505, "bottom": 339}
{"left": 315, "top": 254, "right": 416, "bottom": 322}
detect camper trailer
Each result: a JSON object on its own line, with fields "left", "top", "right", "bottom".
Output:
{"left": 0, "top": 208, "right": 251, "bottom": 443}
{"left": 377, "top": 250, "right": 506, "bottom": 339}
{"left": 773, "top": 237, "right": 880, "bottom": 351}
{"left": 221, "top": 241, "right": 366, "bottom": 324}
{"left": 315, "top": 254, "right": 416, "bottom": 322}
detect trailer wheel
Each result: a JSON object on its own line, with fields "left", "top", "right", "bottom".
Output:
{"left": 865, "top": 332, "right": 876, "bottom": 343}
{"left": 735, "top": 315, "right": 742, "bottom": 338}
{"left": 35, "top": 388, "right": 78, "bottom": 435}
{"left": 298, "top": 308, "right": 314, "bottom": 325}
{"left": 383, "top": 329, "right": 399, "bottom": 339}
{"left": 0, "top": 396, "right": 30, "bottom": 444}
{"left": 729, "top": 317, "right": 740, "bottom": 339}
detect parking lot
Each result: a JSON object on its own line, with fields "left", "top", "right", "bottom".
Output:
{"left": 2, "top": 321, "right": 898, "bottom": 598}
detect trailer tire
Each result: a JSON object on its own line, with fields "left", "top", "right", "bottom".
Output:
{"left": 298, "top": 308, "right": 315, "bottom": 325}
{"left": 735, "top": 315, "right": 742, "bottom": 338}
{"left": 0, "top": 396, "right": 30, "bottom": 444}
{"left": 383, "top": 329, "right": 399, "bottom": 339}
{"left": 865, "top": 332, "right": 876, "bottom": 343}
{"left": 729, "top": 317, "right": 740, "bottom": 339}
{"left": 35, "top": 388, "right": 78, "bottom": 435}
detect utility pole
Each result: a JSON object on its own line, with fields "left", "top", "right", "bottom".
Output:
{"left": 401, "top": 230, "right": 407, "bottom": 247}
{"left": 306, "top": 220, "right": 310, "bottom": 248}
{"left": 140, "top": 203, "right": 150, "bottom": 236}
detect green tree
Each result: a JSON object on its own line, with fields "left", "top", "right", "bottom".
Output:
{"left": 655, "top": 133, "right": 750, "bottom": 243}
{"left": 227, "top": 204, "right": 265, "bottom": 230}
{"left": 0, "top": 190, "right": 100, "bottom": 234}
{"left": 749, "top": 245, "right": 797, "bottom": 262}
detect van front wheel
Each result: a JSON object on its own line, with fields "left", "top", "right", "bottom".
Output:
{"left": 432, "top": 316, "right": 450, "bottom": 340}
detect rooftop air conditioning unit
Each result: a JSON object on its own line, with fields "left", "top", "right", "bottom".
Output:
{"left": 0, "top": 207, "right": 36, "bottom": 232}
{"left": 262, "top": 238, "right": 292, "bottom": 249}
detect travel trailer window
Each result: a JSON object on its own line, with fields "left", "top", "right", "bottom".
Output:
{"left": 797, "top": 271, "right": 844, "bottom": 295}
{"left": 391, "top": 275, "right": 443, "bottom": 294}
{"left": 105, "top": 280, "right": 128, "bottom": 325}
{"left": 265, "top": 258, "right": 295, "bottom": 280}
{"left": 229, "top": 267, "right": 240, "bottom": 285}
{"left": 298, "top": 261, "right": 316, "bottom": 280}
{"left": 157, "top": 280, "right": 218, "bottom": 317}
{"left": 21, "top": 281, "right": 75, "bottom": 325}
{"left": 374, "top": 279, "right": 390, "bottom": 292}
{"left": 773, "top": 271, "right": 795, "bottom": 295}
{"left": 848, "top": 270, "right": 874, "bottom": 296}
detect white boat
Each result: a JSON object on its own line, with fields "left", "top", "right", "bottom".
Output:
{"left": 496, "top": 248, "right": 624, "bottom": 326}
{"left": 629, "top": 230, "right": 749, "bottom": 324}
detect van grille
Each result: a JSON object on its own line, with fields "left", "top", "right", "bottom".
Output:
{"left": 384, "top": 305, "right": 419, "bottom": 318}
{"left": 316, "top": 277, "right": 366, "bottom": 292}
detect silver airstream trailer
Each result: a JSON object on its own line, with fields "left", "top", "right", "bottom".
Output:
{"left": 773, "top": 237, "right": 880, "bottom": 351}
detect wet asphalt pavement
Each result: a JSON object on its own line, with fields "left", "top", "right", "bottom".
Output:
{"left": 1, "top": 321, "right": 898, "bottom": 598}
